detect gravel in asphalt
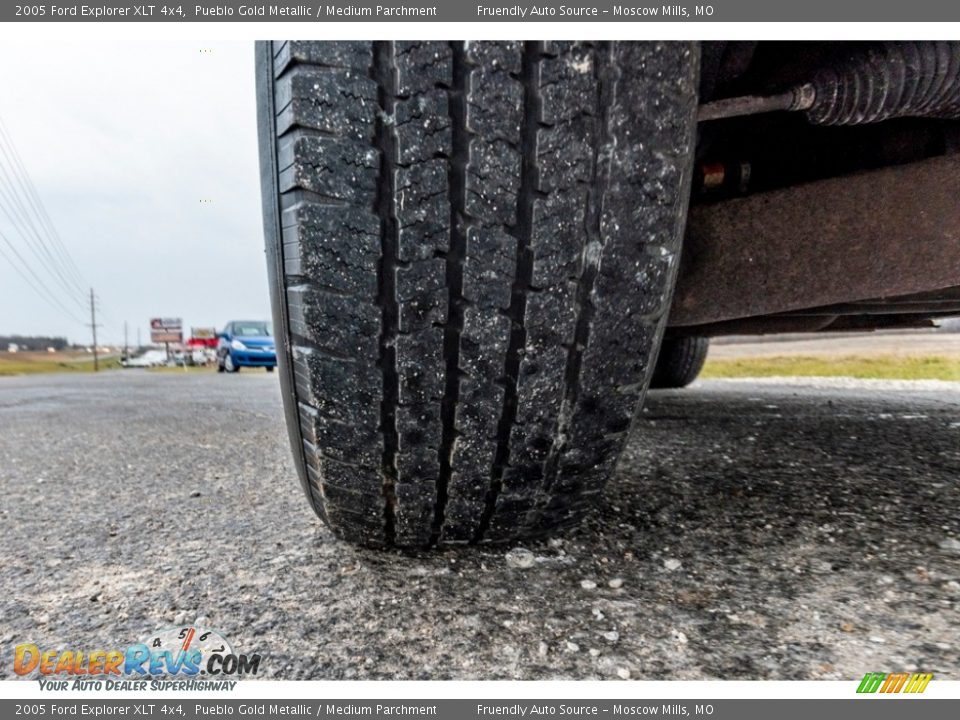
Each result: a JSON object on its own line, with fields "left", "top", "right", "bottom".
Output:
{"left": 1, "top": 371, "right": 958, "bottom": 680}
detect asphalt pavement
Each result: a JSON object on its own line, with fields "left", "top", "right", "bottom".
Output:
{"left": 1, "top": 371, "right": 958, "bottom": 680}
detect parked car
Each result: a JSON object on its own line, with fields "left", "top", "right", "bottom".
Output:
{"left": 120, "top": 349, "right": 168, "bottom": 368}
{"left": 191, "top": 348, "right": 215, "bottom": 366}
{"left": 217, "top": 321, "right": 277, "bottom": 373}
{"left": 256, "top": 41, "right": 960, "bottom": 547}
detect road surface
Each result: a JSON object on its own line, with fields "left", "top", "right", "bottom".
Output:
{"left": 1, "top": 371, "right": 958, "bottom": 680}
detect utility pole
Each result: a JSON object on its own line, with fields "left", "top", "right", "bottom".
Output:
{"left": 137, "top": 327, "right": 141, "bottom": 350}
{"left": 89, "top": 287, "right": 99, "bottom": 372}
{"left": 124, "top": 321, "right": 129, "bottom": 360}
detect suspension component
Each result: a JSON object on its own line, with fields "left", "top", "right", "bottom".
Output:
{"left": 699, "top": 84, "right": 814, "bottom": 122}
{"left": 699, "top": 42, "right": 960, "bottom": 125}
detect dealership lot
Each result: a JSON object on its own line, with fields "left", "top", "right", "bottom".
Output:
{"left": 1, "top": 371, "right": 958, "bottom": 680}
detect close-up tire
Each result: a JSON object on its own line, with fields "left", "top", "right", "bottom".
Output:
{"left": 650, "top": 336, "right": 709, "bottom": 389}
{"left": 257, "top": 41, "right": 699, "bottom": 547}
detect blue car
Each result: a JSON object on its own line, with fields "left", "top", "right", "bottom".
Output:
{"left": 217, "top": 320, "right": 277, "bottom": 373}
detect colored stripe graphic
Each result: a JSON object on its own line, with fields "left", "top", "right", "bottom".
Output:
{"left": 904, "top": 673, "right": 933, "bottom": 693}
{"left": 857, "top": 672, "right": 886, "bottom": 693}
{"left": 857, "top": 672, "right": 932, "bottom": 694}
{"left": 880, "top": 673, "right": 910, "bottom": 692}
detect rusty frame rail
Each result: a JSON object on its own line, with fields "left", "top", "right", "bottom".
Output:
{"left": 669, "top": 153, "right": 960, "bottom": 328}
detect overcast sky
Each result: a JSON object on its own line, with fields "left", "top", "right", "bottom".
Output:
{"left": 0, "top": 41, "right": 267, "bottom": 346}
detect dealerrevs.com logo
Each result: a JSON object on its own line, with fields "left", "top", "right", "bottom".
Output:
{"left": 14, "top": 623, "right": 261, "bottom": 691}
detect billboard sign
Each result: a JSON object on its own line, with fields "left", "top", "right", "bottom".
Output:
{"left": 150, "top": 317, "right": 183, "bottom": 344}
{"left": 191, "top": 327, "right": 217, "bottom": 340}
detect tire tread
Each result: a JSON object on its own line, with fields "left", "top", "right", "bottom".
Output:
{"left": 263, "top": 41, "right": 698, "bottom": 546}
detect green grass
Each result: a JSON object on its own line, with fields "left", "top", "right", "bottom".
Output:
{"left": 0, "top": 354, "right": 122, "bottom": 376}
{"left": 702, "top": 354, "right": 960, "bottom": 381}
{"left": 6, "top": 351, "right": 957, "bottom": 381}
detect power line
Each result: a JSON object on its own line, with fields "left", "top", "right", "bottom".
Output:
{"left": 0, "top": 240, "right": 66, "bottom": 317}
{"left": 0, "top": 116, "right": 107, "bottom": 339}
{"left": 0, "top": 125, "right": 87, "bottom": 302}
{"left": 0, "top": 167, "right": 87, "bottom": 308}
{"left": 0, "top": 228, "right": 87, "bottom": 325}
{"left": 0, "top": 117, "right": 88, "bottom": 294}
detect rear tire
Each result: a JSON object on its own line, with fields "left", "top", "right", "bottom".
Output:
{"left": 257, "top": 41, "right": 699, "bottom": 547}
{"left": 650, "top": 336, "right": 709, "bottom": 389}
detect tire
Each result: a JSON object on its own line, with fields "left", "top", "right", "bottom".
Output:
{"left": 267, "top": 366, "right": 276, "bottom": 373}
{"left": 223, "top": 353, "right": 238, "bottom": 373}
{"left": 650, "top": 336, "right": 709, "bottom": 389}
{"left": 257, "top": 41, "right": 699, "bottom": 547}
